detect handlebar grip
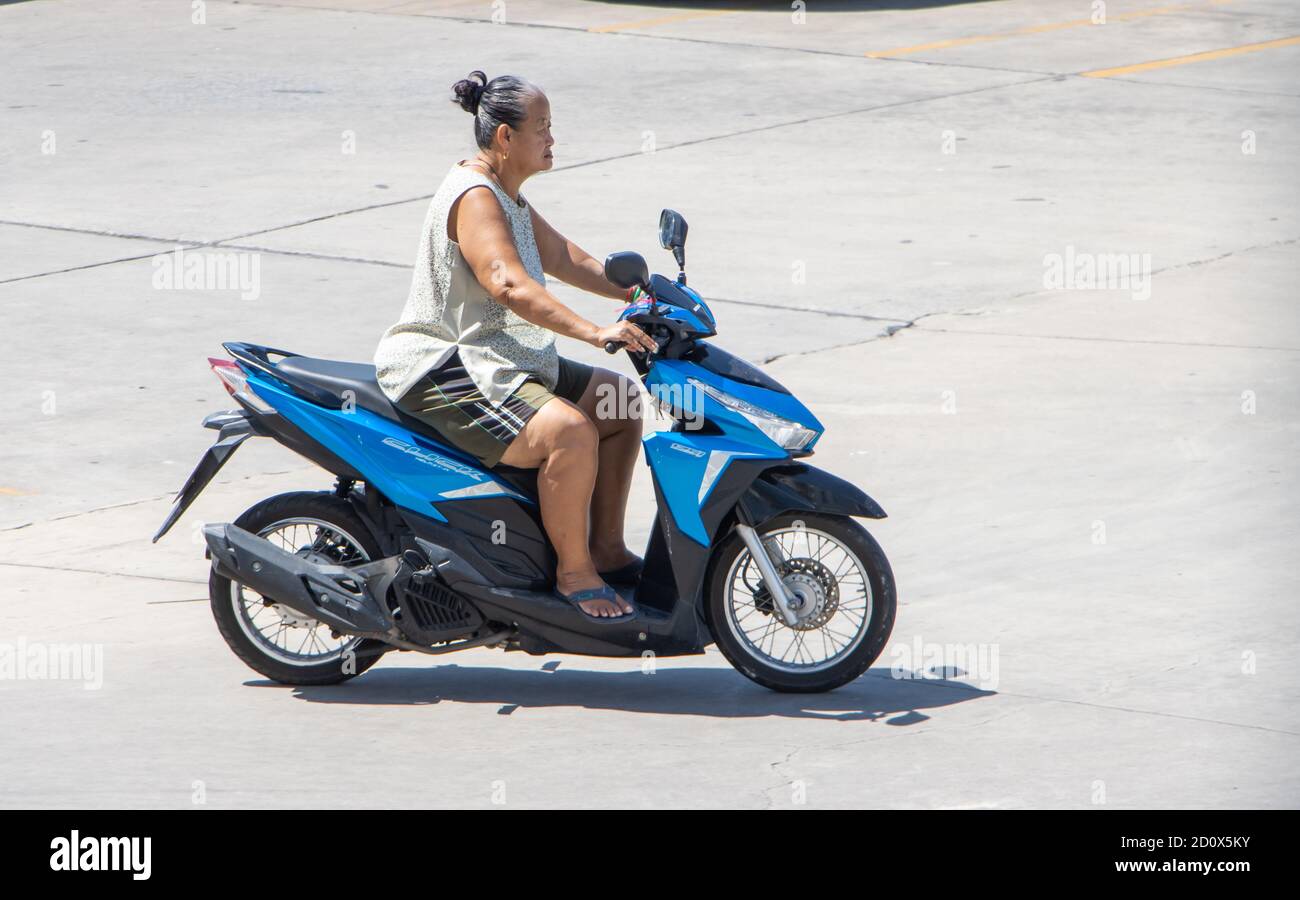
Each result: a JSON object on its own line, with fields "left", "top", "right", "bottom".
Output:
{"left": 604, "top": 341, "right": 620, "bottom": 354}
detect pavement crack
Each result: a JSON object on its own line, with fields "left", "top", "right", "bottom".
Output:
{"left": 1, "top": 465, "right": 315, "bottom": 532}
{"left": 759, "top": 236, "right": 1300, "bottom": 363}
{"left": 0, "top": 217, "right": 410, "bottom": 279}
{"left": 0, "top": 250, "right": 188, "bottom": 286}
{"left": 759, "top": 310, "right": 968, "bottom": 364}
{"left": 0, "top": 561, "right": 206, "bottom": 586}
{"left": 761, "top": 746, "right": 804, "bottom": 809}
{"left": 0, "top": 219, "right": 189, "bottom": 245}
{"left": 44, "top": 493, "right": 180, "bottom": 520}
{"left": 1068, "top": 73, "right": 1300, "bottom": 99}
{"left": 1151, "top": 236, "right": 1298, "bottom": 275}
{"left": 704, "top": 294, "right": 906, "bottom": 323}
{"left": 213, "top": 193, "right": 437, "bottom": 244}
{"left": 216, "top": 242, "right": 407, "bottom": 269}
{"left": 993, "top": 236, "right": 1300, "bottom": 309}
{"left": 761, "top": 334, "right": 887, "bottom": 365}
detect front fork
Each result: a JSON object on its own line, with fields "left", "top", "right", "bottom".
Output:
{"left": 734, "top": 523, "right": 800, "bottom": 627}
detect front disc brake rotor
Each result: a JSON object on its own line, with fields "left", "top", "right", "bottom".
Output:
{"left": 751, "top": 557, "right": 839, "bottom": 629}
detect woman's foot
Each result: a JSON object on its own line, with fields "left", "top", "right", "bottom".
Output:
{"left": 556, "top": 568, "right": 634, "bottom": 617}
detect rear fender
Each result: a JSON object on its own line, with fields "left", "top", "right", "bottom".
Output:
{"left": 152, "top": 411, "right": 262, "bottom": 542}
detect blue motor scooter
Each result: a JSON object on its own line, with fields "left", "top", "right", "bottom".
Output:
{"left": 155, "top": 209, "right": 896, "bottom": 692}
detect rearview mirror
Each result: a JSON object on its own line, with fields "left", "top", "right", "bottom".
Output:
{"left": 603, "top": 251, "right": 650, "bottom": 291}
{"left": 658, "top": 209, "right": 688, "bottom": 272}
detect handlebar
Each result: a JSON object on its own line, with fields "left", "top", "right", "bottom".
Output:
{"left": 604, "top": 341, "right": 620, "bottom": 354}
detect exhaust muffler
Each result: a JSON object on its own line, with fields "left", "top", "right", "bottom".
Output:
{"left": 203, "top": 523, "right": 398, "bottom": 639}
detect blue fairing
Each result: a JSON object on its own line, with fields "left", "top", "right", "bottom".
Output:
{"left": 243, "top": 372, "right": 528, "bottom": 521}
{"left": 647, "top": 274, "right": 717, "bottom": 334}
{"left": 641, "top": 355, "right": 824, "bottom": 546}
{"left": 643, "top": 431, "right": 784, "bottom": 545}
{"left": 676, "top": 283, "right": 716, "bottom": 329}
{"left": 618, "top": 277, "right": 717, "bottom": 338}
{"left": 651, "top": 359, "right": 823, "bottom": 445}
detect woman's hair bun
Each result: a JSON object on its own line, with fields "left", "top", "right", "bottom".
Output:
{"left": 451, "top": 70, "right": 488, "bottom": 115}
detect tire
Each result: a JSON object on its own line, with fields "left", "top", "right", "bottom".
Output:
{"left": 209, "top": 491, "right": 390, "bottom": 686}
{"left": 704, "top": 512, "right": 896, "bottom": 693}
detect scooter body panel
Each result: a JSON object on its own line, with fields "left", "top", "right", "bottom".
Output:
{"left": 243, "top": 372, "right": 531, "bottom": 523}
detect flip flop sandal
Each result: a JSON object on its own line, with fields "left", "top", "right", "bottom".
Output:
{"left": 555, "top": 584, "right": 636, "bottom": 621}
{"left": 597, "top": 557, "right": 644, "bottom": 586}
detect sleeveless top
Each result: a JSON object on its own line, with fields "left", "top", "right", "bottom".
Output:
{"left": 374, "top": 161, "right": 559, "bottom": 406}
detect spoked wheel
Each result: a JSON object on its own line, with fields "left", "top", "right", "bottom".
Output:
{"left": 209, "top": 492, "right": 389, "bottom": 685}
{"left": 705, "top": 512, "right": 896, "bottom": 693}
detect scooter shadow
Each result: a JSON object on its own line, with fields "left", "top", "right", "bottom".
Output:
{"left": 261, "top": 664, "right": 995, "bottom": 723}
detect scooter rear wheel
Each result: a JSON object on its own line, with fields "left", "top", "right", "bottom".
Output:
{"left": 209, "top": 491, "right": 389, "bottom": 685}
{"left": 705, "top": 513, "right": 896, "bottom": 693}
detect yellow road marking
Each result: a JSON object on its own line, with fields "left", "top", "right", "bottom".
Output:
{"left": 866, "top": 3, "right": 1222, "bottom": 58}
{"left": 0, "top": 486, "right": 31, "bottom": 496}
{"left": 1081, "top": 34, "right": 1300, "bottom": 77}
{"left": 589, "top": 9, "right": 735, "bottom": 34}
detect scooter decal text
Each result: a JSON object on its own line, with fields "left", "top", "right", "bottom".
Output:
{"left": 381, "top": 437, "right": 485, "bottom": 480}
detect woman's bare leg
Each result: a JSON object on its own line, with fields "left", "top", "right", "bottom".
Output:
{"left": 498, "top": 398, "right": 631, "bottom": 616}
{"left": 576, "top": 370, "right": 643, "bottom": 572}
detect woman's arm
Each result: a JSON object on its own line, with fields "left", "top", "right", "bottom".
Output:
{"left": 530, "top": 204, "right": 629, "bottom": 301}
{"left": 456, "top": 188, "right": 656, "bottom": 352}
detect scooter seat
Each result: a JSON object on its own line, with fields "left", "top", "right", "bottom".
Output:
{"left": 272, "top": 355, "right": 540, "bottom": 498}
{"left": 274, "top": 356, "right": 402, "bottom": 423}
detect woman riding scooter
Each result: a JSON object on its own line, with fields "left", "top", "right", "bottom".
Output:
{"left": 374, "top": 71, "right": 656, "bottom": 620}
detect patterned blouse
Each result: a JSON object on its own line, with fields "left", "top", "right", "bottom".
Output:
{"left": 374, "top": 161, "right": 560, "bottom": 406}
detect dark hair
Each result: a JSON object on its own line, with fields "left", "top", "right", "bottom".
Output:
{"left": 451, "top": 70, "right": 536, "bottom": 151}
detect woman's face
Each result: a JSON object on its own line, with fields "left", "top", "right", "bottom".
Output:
{"left": 505, "top": 91, "right": 554, "bottom": 174}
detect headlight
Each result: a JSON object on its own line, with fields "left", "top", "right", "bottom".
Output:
{"left": 688, "top": 378, "right": 817, "bottom": 450}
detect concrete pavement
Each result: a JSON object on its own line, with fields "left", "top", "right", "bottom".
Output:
{"left": 1, "top": 0, "right": 1297, "bottom": 808}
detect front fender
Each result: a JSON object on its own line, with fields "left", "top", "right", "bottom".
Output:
{"left": 737, "top": 463, "right": 886, "bottom": 525}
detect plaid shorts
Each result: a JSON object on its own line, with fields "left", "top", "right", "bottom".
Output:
{"left": 394, "top": 349, "right": 595, "bottom": 469}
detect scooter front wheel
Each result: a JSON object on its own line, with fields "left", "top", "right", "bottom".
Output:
{"left": 705, "top": 513, "right": 896, "bottom": 693}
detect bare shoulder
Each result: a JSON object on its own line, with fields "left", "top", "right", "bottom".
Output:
{"left": 449, "top": 184, "right": 510, "bottom": 243}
